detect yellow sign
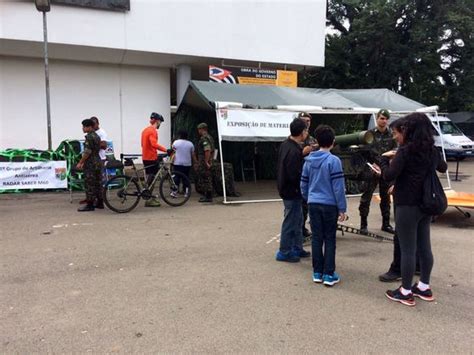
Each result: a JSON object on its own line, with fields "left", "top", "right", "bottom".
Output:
{"left": 276, "top": 70, "right": 298, "bottom": 87}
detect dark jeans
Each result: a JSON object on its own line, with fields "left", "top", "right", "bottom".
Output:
{"left": 173, "top": 165, "right": 191, "bottom": 190}
{"left": 309, "top": 203, "right": 338, "bottom": 275}
{"left": 302, "top": 199, "right": 309, "bottom": 233}
{"left": 279, "top": 198, "right": 304, "bottom": 256}
{"left": 396, "top": 205, "right": 433, "bottom": 289}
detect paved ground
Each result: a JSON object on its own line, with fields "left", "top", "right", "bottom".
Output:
{"left": 1, "top": 160, "right": 473, "bottom": 353}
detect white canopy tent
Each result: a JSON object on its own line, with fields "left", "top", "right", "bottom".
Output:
{"left": 177, "top": 81, "right": 449, "bottom": 204}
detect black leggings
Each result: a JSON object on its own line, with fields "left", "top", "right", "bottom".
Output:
{"left": 396, "top": 205, "right": 433, "bottom": 289}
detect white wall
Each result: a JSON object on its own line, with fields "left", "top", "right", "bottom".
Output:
{"left": 0, "top": 56, "right": 170, "bottom": 157}
{"left": 0, "top": 0, "right": 326, "bottom": 67}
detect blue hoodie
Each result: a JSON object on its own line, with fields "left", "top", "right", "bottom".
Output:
{"left": 300, "top": 150, "right": 347, "bottom": 213}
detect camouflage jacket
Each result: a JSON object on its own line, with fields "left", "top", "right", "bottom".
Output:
{"left": 303, "top": 135, "right": 317, "bottom": 147}
{"left": 83, "top": 131, "right": 102, "bottom": 169}
{"left": 369, "top": 128, "right": 396, "bottom": 164}
{"left": 301, "top": 135, "right": 318, "bottom": 156}
{"left": 197, "top": 134, "right": 215, "bottom": 162}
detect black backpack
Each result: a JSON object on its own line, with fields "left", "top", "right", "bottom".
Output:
{"left": 420, "top": 151, "right": 447, "bottom": 216}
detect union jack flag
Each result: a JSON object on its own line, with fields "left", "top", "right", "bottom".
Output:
{"left": 209, "top": 66, "right": 237, "bottom": 84}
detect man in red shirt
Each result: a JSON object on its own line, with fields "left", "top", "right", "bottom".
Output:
{"left": 141, "top": 112, "right": 167, "bottom": 207}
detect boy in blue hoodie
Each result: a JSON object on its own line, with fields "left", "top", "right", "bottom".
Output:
{"left": 301, "top": 125, "right": 347, "bottom": 286}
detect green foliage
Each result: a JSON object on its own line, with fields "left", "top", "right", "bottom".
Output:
{"left": 302, "top": 0, "right": 474, "bottom": 112}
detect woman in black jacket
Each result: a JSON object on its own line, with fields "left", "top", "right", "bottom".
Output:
{"left": 380, "top": 113, "right": 447, "bottom": 306}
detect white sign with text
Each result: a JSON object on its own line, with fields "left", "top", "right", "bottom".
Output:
{"left": 0, "top": 161, "right": 68, "bottom": 190}
{"left": 216, "top": 109, "right": 298, "bottom": 141}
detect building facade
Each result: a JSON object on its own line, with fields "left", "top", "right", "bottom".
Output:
{"left": 0, "top": 0, "right": 326, "bottom": 157}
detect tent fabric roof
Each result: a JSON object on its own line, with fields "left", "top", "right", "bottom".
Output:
{"left": 182, "top": 80, "right": 426, "bottom": 112}
{"left": 448, "top": 111, "right": 474, "bottom": 124}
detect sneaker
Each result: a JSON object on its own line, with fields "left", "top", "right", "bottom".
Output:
{"left": 411, "top": 283, "right": 435, "bottom": 302}
{"left": 79, "top": 199, "right": 88, "bottom": 205}
{"left": 294, "top": 249, "right": 311, "bottom": 258}
{"left": 275, "top": 251, "right": 300, "bottom": 263}
{"left": 312, "top": 272, "right": 323, "bottom": 283}
{"left": 385, "top": 287, "right": 416, "bottom": 307}
{"left": 170, "top": 191, "right": 178, "bottom": 198}
{"left": 323, "top": 272, "right": 341, "bottom": 286}
{"left": 379, "top": 270, "right": 402, "bottom": 282}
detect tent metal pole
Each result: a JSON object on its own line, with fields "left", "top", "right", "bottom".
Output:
{"left": 434, "top": 110, "right": 451, "bottom": 189}
{"left": 215, "top": 108, "right": 228, "bottom": 204}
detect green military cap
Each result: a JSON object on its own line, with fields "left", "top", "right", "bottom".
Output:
{"left": 197, "top": 122, "right": 208, "bottom": 129}
{"left": 377, "top": 109, "right": 390, "bottom": 119}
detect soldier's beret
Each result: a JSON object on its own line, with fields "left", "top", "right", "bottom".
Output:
{"left": 197, "top": 123, "right": 208, "bottom": 129}
{"left": 377, "top": 109, "right": 390, "bottom": 119}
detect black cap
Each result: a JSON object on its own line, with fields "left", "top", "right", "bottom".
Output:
{"left": 150, "top": 112, "right": 164, "bottom": 122}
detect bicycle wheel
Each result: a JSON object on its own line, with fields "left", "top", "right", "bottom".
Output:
{"left": 159, "top": 171, "right": 191, "bottom": 207}
{"left": 103, "top": 175, "right": 141, "bottom": 213}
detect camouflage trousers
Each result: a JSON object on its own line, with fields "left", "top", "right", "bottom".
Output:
{"left": 197, "top": 163, "right": 213, "bottom": 195}
{"left": 211, "top": 162, "right": 238, "bottom": 197}
{"left": 84, "top": 167, "right": 102, "bottom": 202}
{"left": 359, "top": 177, "right": 391, "bottom": 218}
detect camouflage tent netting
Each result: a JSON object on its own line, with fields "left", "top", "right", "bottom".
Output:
{"left": 0, "top": 140, "right": 84, "bottom": 193}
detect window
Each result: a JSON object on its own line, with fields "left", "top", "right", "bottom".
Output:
{"left": 438, "top": 121, "right": 463, "bottom": 136}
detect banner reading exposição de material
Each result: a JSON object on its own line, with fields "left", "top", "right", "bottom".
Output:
{"left": 216, "top": 108, "right": 298, "bottom": 141}
{"left": 0, "top": 161, "right": 68, "bottom": 190}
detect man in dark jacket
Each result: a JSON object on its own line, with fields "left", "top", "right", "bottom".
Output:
{"left": 275, "top": 118, "right": 311, "bottom": 263}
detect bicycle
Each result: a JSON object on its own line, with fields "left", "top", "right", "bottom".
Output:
{"left": 103, "top": 155, "right": 191, "bottom": 213}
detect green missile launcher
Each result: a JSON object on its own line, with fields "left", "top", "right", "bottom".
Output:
{"left": 335, "top": 130, "right": 374, "bottom": 148}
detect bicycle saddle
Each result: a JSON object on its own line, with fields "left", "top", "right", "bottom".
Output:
{"left": 124, "top": 157, "right": 138, "bottom": 166}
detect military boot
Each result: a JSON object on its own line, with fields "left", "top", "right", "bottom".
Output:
{"left": 78, "top": 202, "right": 95, "bottom": 212}
{"left": 381, "top": 217, "right": 395, "bottom": 234}
{"left": 95, "top": 198, "right": 104, "bottom": 209}
{"left": 360, "top": 216, "right": 368, "bottom": 235}
{"left": 199, "top": 192, "right": 213, "bottom": 203}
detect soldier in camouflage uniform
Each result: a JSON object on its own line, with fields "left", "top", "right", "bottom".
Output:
{"left": 77, "top": 118, "right": 103, "bottom": 212}
{"left": 196, "top": 122, "right": 215, "bottom": 203}
{"left": 299, "top": 112, "right": 319, "bottom": 239}
{"left": 359, "top": 109, "right": 396, "bottom": 234}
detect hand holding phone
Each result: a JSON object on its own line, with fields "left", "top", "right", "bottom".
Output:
{"left": 366, "top": 162, "right": 381, "bottom": 175}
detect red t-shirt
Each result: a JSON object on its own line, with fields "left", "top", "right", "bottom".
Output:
{"left": 141, "top": 125, "right": 166, "bottom": 160}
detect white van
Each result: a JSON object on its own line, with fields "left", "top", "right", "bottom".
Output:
{"left": 368, "top": 114, "right": 474, "bottom": 158}
{"left": 429, "top": 115, "right": 474, "bottom": 158}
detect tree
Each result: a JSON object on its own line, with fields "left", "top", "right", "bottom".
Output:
{"left": 302, "top": 0, "right": 473, "bottom": 112}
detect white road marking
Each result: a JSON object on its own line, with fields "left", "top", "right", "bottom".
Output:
{"left": 266, "top": 234, "right": 280, "bottom": 244}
